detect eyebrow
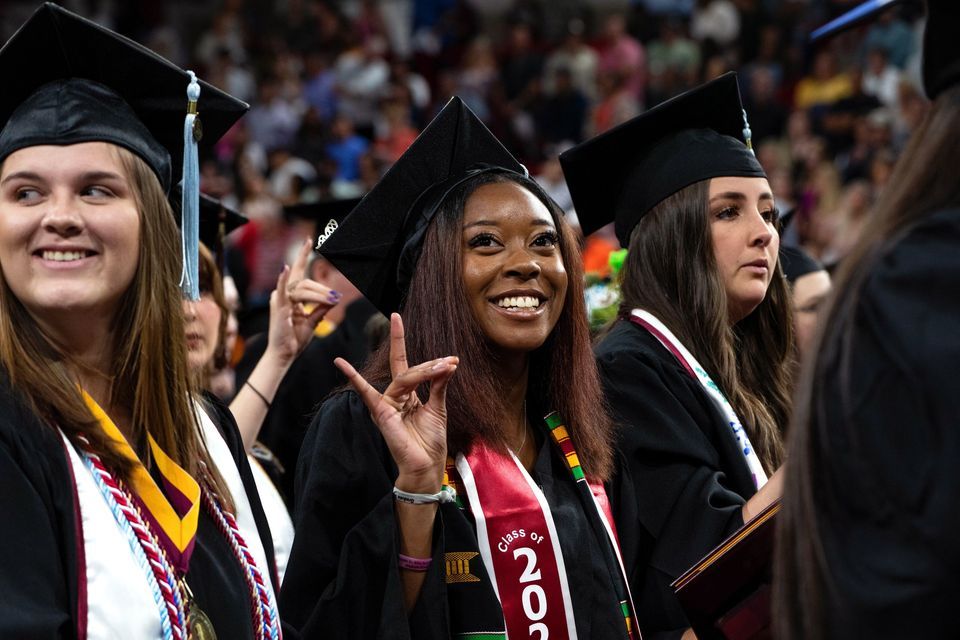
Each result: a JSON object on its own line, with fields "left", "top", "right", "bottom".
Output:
{"left": 463, "top": 217, "right": 555, "bottom": 229}
{"left": 709, "top": 191, "right": 775, "bottom": 203}
{"left": 0, "top": 170, "right": 126, "bottom": 187}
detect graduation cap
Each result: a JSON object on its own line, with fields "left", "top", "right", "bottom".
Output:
{"left": 283, "top": 197, "right": 362, "bottom": 242}
{"left": 810, "top": 0, "right": 960, "bottom": 99}
{"left": 0, "top": 3, "right": 248, "bottom": 300}
{"left": 560, "top": 72, "right": 766, "bottom": 246}
{"left": 0, "top": 3, "right": 247, "bottom": 191}
{"left": 780, "top": 245, "right": 824, "bottom": 283}
{"left": 314, "top": 97, "right": 527, "bottom": 316}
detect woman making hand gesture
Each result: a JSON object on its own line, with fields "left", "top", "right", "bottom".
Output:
{"left": 281, "top": 98, "right": 637, "bottom": 640}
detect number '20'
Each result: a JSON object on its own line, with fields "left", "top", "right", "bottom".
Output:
{"left": 514, "top": 547, "right": 549, "bottom": 639}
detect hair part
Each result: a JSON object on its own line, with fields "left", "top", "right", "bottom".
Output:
{"left": 362, "top": 171, "right": 615, "bottom": 480}
{"left": 617, "top": 179, "right": 793, "bottom": 475}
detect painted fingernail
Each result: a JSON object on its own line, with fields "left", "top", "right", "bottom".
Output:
{"left": 327, "top": 290, "right": 341, "bottom": 303}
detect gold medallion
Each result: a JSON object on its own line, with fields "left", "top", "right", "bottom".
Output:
{"left": 187, "top": 599, "right": 217, "bottom": 640}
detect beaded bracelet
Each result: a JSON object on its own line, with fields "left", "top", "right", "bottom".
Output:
{"left": 398, "top": 553, "right": 432, "bottom": 572}
{"left": 392, "top": 486, "right": 456, "bottom": 505}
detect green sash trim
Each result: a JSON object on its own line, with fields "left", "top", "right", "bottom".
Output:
{"left": 455, "top": 633, "right": 507, "bottom": 640}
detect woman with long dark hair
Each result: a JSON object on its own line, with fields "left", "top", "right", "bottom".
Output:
{"left": 775, "top": 2, "right": 960, "bottom": 637}
{"left": 561, "top": 72, "right": 792, "bottom": 638}
{"left": 281, "top": 98, "right": 637, "bottom": 639}
{"left": 0, "top": 6, "right": 281, "bottom": 638}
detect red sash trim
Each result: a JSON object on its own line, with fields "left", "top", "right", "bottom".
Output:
{"left": 457, "top": 443, "right": 578, "bottom": 640}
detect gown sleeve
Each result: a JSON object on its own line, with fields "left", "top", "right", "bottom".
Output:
{"left": 280, "top": 391, "right": 447, "bottom": 639}
{"left": 597, "top": 327, "right": 750, "bottom": 637}
{"left": 0, "top": 397, "right": 77, "bottom": 639}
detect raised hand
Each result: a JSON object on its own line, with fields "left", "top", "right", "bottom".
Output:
{"left": 335, "top": 313, "right": 458, "bottom": 494}
{"left": 267, "top": 238, "right": 341, "bottom": 367}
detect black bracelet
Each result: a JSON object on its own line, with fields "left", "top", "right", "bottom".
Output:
{"left": 245, "top": 381, "right": 271, "bottom": 409}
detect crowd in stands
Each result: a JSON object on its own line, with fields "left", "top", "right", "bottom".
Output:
{"left": 2, "top": 0, "right": 927, "bottom": 313}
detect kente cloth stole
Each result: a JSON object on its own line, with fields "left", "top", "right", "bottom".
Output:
{"left": 628, "top": 309, "right": 768, "bottom": 489}
{"left": 80, "top": 390, "right": 200, "bottom": 573}
{"left": 454, "top": 417, "right": 639, "bottom": 640}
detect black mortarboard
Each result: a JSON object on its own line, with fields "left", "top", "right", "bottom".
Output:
{"left": 810, "top": 0, "right": 960, "bottom": 99}
{"left": 314, "top": 97, "right": 527, "bottom": 316}
{"left": 0, "top": 3, "right": 248, "bottom": 192}
{"left": 560, "top": 72, "right": 766, "bottom": 245}
{"left": 284, "top": 197, "right": 362, "bottom": 241}
{"left": 780, "top": 245, "right": 824, "bottom": 283}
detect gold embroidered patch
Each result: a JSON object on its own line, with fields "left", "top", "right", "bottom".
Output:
{"left": 445, "top": 551, "right": 481, "bottom": 583}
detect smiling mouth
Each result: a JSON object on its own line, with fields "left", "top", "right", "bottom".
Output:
{"left": 36, "top": 249, "right": 95, "bottom": 262}
{"left": 494, "top": 295, "right": 544, "bottom": 311}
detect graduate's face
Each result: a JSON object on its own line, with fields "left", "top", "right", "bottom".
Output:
{"left": 791, "top": 269, "right": 831, "bottom": 360}
{"left": 0, "top": 142, "right": 140, "bottom": 327}
{"left": 461, "top": 181, "right": 568, "bottom": 358}
{"left": 183, "top": 294, "right": 222, "bottom": 373}
{"left": 708, "top": 176, "right": 779, "bottom": 323}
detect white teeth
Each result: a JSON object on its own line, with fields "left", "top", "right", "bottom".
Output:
{"left": 42, "top": 250, "right": 86, "bottom": 262}
{"left": 496, "top": 296, "right": 541, "bottom": 309}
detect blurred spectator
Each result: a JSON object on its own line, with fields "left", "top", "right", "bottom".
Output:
{"left": 233, "top": 189, "right": 296, "bottom": 308}
{"left": 743, "top": 66, "right": 788, "bottom": 144}
{"left": 862, "top": 47, "right": 902, "bottom": 110}
{"left": 207, "top": 46, "right": 257, "bottom": 104}
{"left": 860, "top": 7, "right": 915, "bottom": 69}
{"left": 195, "top": 9, "right": 246, "bottom": 67}
{"left": 536, "top": 67, "right": 589, "bottom": 145}
{"left": 794, "top": 49, "right": 854, "bottom": 110}
{"left": 335, "top": 35, "right": 391, "bottom": 137}
{"left": 646, "top": 16, "right": 702, "bottom": 105}
{"left": 267, "top": 148, "right": 316, "bottom": 205}
{"left": 544, "top": 18, "right": 599, "bottom": 101}
{"left": 387, "top": 59, "right": 432, "bottom": 124}
{"left": 499, "top": 22, "right": 544, "bottom": 104}
{"left": 818, "top": 179, "right": 873, "bottom": 267}
{"left": 691, "top": 0, "right": 741, "bottom": 50}
{"left": 597, "top": 13, "right": 646, "bottom": 105}
{"left": 302, "top": 50, "right": 338, "bottom": 122}
{"left": 245, "top": 76, "right": 305, "bottom": 152}
{"left": 589, "top": 70, "right": 640, "bottom": 136}
{"left": 456, "top": 36, "right": 499, "bottom": 120}
{"left": 379, "top": 0, "right": 415, "bottom": 59}
{"left": 534, "top": 153, "right": 576, "bottom": 223}
{"left": 325, "top": 116, "right": 371, "bottom": 191}
{"left": 374, "top": 100, "right": 420, "bottom": 164}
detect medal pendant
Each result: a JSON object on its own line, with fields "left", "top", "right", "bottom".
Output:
{"left": 187, "top": 598, "right": 217, "bottom": 640}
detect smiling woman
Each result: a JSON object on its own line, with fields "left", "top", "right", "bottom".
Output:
{"left": 0, "top": 143, "right": 141, "bottom": 327}
{"left": 0, "top": 5, "right": 281, "bottom": 640}
{"left": 281, "top": 98, "right": 637, "bottom": 640}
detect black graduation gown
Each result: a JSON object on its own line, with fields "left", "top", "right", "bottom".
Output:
{"left": 0, "top": 378, "right": 281, "bottom": 639}
{"left": 237, "top": 298, "right": 379, "bottom": 503}
{"left": 281, "top": 391, "right": 635, "bottom": 639}
{"left": 812, "top": 208, "right": 960, "bottom": 637}
{"left": 595, "top": 321, "right": 757, "bottom": 640}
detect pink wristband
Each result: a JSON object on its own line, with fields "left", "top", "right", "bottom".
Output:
{"left": 398, "top": 553, "right": 432, "bottom": 572}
